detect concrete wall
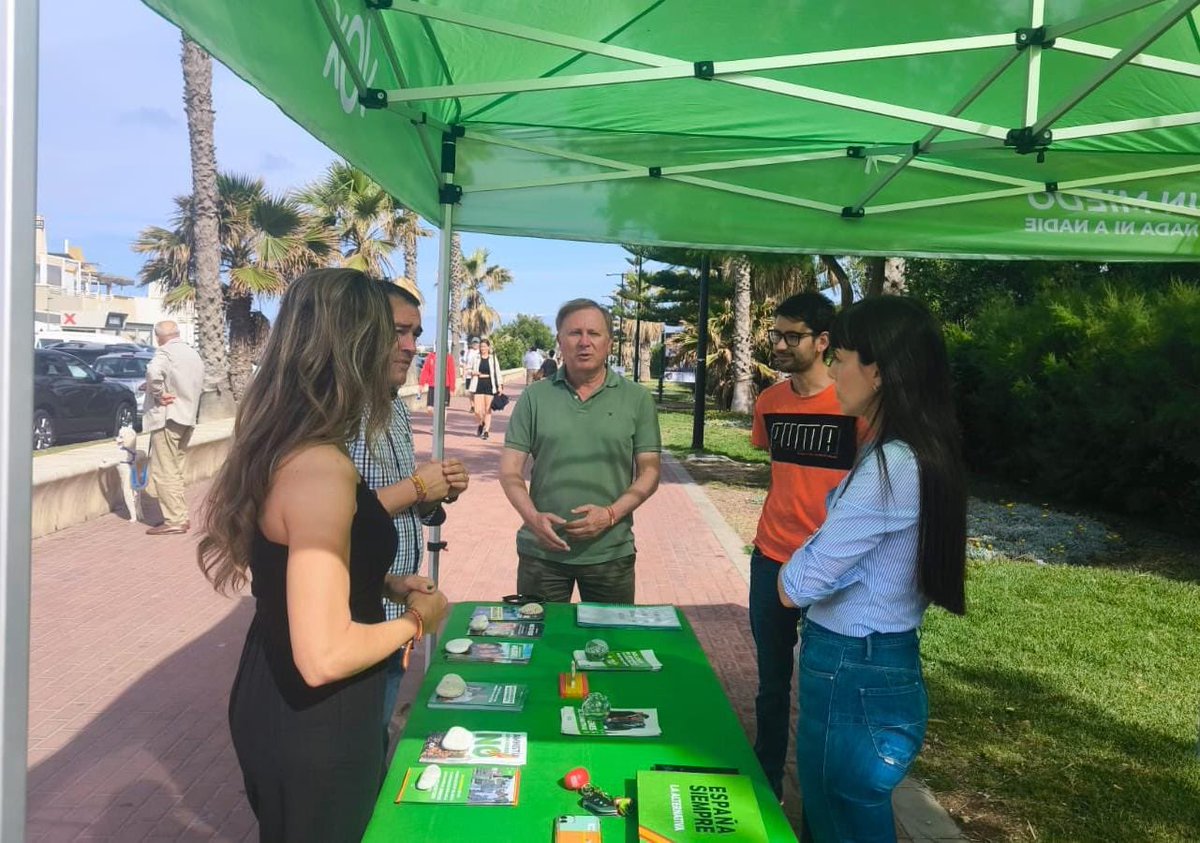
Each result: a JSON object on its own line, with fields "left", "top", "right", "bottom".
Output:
{"left": 31, "top": 371, "right": 523, "bottom": 538}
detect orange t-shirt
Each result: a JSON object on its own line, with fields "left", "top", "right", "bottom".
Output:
{"left": 751, "top": 381, "right": 861, "bottom": 564}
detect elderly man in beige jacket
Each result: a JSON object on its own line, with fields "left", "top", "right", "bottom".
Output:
{"left": 142, "top": 320, "right": 205, "bottom": 535}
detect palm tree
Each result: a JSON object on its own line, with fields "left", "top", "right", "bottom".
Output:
{"left": 728, "top": 254, "right": 753, "bottom": 413}
{"left": 675, "top": 296, "right": 778, "bottom": 411}
{"left": 297, "top": 160, "right": 431, "bottom": 279}
{"left": 180, "top": 34, "right": 233, "bottom": 417}
{"left": 134, "top": 173, "right": 336, "bottom": 398}
{"left": 458, "top": 247, "right": 514, "bottom": 339}
{"left": 399, "top": 209, "right": 426, "bottom": 285}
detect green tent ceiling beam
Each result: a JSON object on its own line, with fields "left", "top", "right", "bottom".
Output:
{"left": 145, "top": 0, "right": 1200, "bottom": 259}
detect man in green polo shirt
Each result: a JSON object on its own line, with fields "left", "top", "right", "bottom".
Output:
{"left": 500, "top": 298, "right": 662, "bottom": 603}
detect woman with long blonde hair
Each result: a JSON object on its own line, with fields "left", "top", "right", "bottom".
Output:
{"left": 200, "top": 268, "right": 449, "bottom": 842}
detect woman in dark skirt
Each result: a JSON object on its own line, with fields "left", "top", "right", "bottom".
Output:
{"left": 198, "top": 269, "right": 450, "bottom": 842}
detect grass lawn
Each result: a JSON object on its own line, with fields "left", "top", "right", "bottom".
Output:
{"left": 919, "top": 563, "right": 1200, "bottom": 842}
{"left": 660, "top": 404, "right": 1200, "bottom": 842}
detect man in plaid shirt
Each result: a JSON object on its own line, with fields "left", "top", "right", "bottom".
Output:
{"left": 348, "top": 283, "right": 469, "bottom": 730}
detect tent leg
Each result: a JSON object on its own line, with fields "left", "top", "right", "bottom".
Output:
{"left": 0, "top": 0, "right": 37, "bottom": 838}
{"left": 691, "top": 254, "right": 711, "bottom": 450}
{"left": 424, "top": 135, "right": 458, "bottom": 667}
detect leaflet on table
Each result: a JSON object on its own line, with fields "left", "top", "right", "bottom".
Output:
{"left": 575, "top": 603, "right": 682, "bottom": 629}
{"left": 560, "top": 706, "right": 662, "bottom": 738}
{"left": 419, "top": 731, "right": 527, "bottom": 766}
{"left": 445, "top": 642, "right": 534, "bottom": 665}
{"left": 470, "top": 619, "right": 545, "bottom": 638}
{"left": 635, "top": 770, "right": 768, "bottom": 842}
{"left": 471, "top": 604, "right": 546, "bottom": 622}
{"left": 427, "top": 682, "right": 528, "bottom": 712}
{"left": 396, "top": 765, "right": 521, "bottom": 806}
{"left": 572, "top": 648, "right": 662, "bottom": 671}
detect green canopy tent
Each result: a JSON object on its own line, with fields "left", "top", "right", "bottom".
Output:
{"left": 2, "top": 1, "right": 1200, "bottom": 833}
{"left": 138, "top": 0, "right": 1200, "bottom": 586}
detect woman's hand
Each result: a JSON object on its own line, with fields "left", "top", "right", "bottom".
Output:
{"left": 406, "top": 588, "right": 450, "bottom": 631}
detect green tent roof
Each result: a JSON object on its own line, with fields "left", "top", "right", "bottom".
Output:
{"left": 145, "top": 0, "right": 1200, "bottom": 260}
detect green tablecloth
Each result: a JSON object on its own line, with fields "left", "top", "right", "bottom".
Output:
{"left": 364, "top": 602, "right": 796, "bottom": 841}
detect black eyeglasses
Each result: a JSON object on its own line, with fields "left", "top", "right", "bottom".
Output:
{"left": 767, "top": 330, "right": 816, "bottom": 347}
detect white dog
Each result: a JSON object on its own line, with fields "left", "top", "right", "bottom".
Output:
{"left": 111, "top": 425, "right": 149, "bottom": 523}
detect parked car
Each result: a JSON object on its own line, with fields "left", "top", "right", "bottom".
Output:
{"left": 33, "top": 349, "right": 139, "bottom": 450}
{"left": 44, "top": 340, "right": 143, "bottom": 365}
{"left": 92, "top": 351, "right": 155, "bottom": 427}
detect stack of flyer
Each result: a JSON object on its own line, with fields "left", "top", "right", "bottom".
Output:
{"left": 572, "top": 648, "right": 662, "bottom": 671}
{"left": 560, "top": 706, "right": 662, "bottom": 738}
{"left": 397, "top": 766, "right": 520, "bottom": 807}
{"left": 427, "top": 682, "right": 528, "bottom": 712}
{"left": 576, "top": 603, "right": 682, "bottom": 629}
{"left": 445, "top": 642, "right": 534, "bottom": 665}
{"left": 418, "top": 731, "right": 527, "bottom": 766}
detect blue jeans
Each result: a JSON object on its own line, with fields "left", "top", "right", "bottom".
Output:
{"left": 796, "top": 619, "right": 927, "bottom": 843}
{"left": 382, "top": 651, "right": 405, "bottom": 732}
{"left": 748, "top": 549, "right": 804, "bottom": 798}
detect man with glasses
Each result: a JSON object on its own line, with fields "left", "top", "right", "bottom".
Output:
{"left": 750, "top": 293, "right": 861, "bottom": 801}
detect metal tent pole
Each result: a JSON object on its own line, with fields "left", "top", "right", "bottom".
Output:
{"left": 427, "top": 130, "right": 460, "bottom": 589}
{"left": 691, "top": 254, "right": 711, "bottom": 451}
{"left": 0, "top": 0, "right": 37, "bottom": 838}
{"left": 422, "top": 129, "right": 460, "bottom": 667}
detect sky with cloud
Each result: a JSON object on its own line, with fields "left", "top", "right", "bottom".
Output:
{"left": 37, "top": 0, "right": 630, "bottom": 327}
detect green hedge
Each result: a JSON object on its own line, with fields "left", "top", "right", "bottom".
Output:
{"left": 949, "top": 282, "right": 1200, "bottom": 525}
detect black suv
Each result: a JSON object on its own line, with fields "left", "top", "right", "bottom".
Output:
{"left": 33, "top": 349, "right": 138, "bottom": 450}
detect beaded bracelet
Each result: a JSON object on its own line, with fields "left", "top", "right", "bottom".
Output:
{"left": 402, "top": 606, "right": 425, "bottom": 671}
{"left": 410, "top": 474, "right": 428, "bottom": 504}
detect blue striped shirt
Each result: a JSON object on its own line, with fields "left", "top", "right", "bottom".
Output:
{"left": 348, "top": 399, "right": 421, "bottom": 622}
{"left": 779, "top": 440, "right": 926, "bottom": 637}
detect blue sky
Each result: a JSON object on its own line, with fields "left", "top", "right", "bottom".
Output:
{"left": 37, "top": 0, "right": 630, "bottom": 327}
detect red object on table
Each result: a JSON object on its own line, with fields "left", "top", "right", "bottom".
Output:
{"left": 562, "top": 767, "right": 590, "bottom": 791}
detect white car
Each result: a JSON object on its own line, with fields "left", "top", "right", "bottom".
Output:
{"left": 92, "top": 351, "right": 155, "bottom": 429}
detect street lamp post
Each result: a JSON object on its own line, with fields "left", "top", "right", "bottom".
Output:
{"left": 633, "top": 254, "right": 643, "bottom": 382}
{"left": 605, "top": 272, "right": 627, "bottom": 371}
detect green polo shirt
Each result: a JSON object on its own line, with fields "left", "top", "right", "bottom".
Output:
{"left": 505, "top": 366, "right": 661, "bottom": 565}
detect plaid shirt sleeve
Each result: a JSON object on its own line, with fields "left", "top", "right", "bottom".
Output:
{"left": 347, "top": 400, "right": 424, "bottom": 621}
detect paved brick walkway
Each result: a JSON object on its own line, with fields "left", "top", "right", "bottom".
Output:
{"left": 27, "top": 381, "right": 942, "bottom": 841}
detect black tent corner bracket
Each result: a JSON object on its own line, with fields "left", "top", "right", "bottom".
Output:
{"left": 1005, "top": 127, "right": 1053, "bottom": 154}
{"left": 358, "top": 88, "right": 388, "bottom": 110}
{"left": 1015, "top": 26, "right": 1055, "bottom": 50}
{"left": 439, "top": 183, "right": 463, "bottom": 205}
{"left": 841, "top": 206, "right": 865, "bottom": 219}
{"left": 693, "top": 60, "right": 715, "bottom": 80}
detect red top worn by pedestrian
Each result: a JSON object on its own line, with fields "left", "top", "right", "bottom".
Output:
{"left": 418, "top": 352, "right": 456, "bottom": 388}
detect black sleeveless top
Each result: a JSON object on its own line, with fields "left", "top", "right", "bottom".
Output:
{"left": 245, "top": 479, "right": 398, "bottom": 708}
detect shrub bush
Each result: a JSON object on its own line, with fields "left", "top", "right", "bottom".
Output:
{"left": 951, "top": 281, "right": 1200, "bottom": 526}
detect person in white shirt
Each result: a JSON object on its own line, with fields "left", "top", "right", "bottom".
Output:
{"left": 522, "top": 346, "right": 545, "bottom": 384}
{"left": 523, "top": 345, "right": 547, "bottom": 386}
{"left": 142, "top": 320, "right": 205, "bottom": 535}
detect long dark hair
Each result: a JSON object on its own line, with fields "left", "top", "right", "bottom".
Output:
{"left": 830, "top": 296, "right": 967, "bottom": 614}
{"left": 198, "top": 268, "right": 395, "bottom": 593}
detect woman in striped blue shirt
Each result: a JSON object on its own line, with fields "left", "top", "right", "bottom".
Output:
{"left": 778, "top": 296, "right": 967, "bottom": 843}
